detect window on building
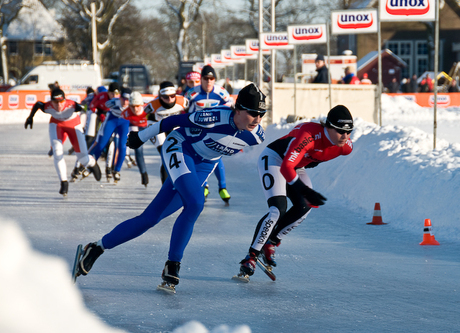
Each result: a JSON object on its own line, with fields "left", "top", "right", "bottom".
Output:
{"left": 386, "top": 40, "right": 413, "bottom": 78}
{"left": 417, "top": 58, "right": 429, "bottom": 75}
{"left": 8, "top": 41, "right": 18, "bottom": 55}
{"left": 415, "top": 41, "right": 429, "bottom": 77}
{"left": 34, "top": 41, "right": 52, "bottom": 56}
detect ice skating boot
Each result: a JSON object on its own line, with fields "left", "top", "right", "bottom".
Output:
{"left": 158, "top": 260, "right": 181, "bottom": 293}
{"left": 125, "top": 155, "right": 133, "bottom": 168}
{"left": 141, "top": 172, "right": 149, "bottom": 187}
{"left": 70, "top": 165, "right": 84, "bottom": 182}
{"left": 106, "top": 167, "right": 112, "bottom": 181}
{"left": 113, "top": 171, "right": 121, "bottom": 183}
{"left": 77, "top": 242, "right": 104, "bottom": 276}
{"left": 59, "top": 181, "right": 69, "bottom": 196}
{"left": 262, "top": 240, "right": 278, "bottom": 267}
{"left": 240, "top": 252, "right": 257, "bottom": 276}
{"left": 219, "top": 188, "right": 231, "bottom": 205}
{"left": 87, "top": 162, "right": 101, "bottom": 181}
{"left": 233, "top": 252, "right": 257, "bottom": 282}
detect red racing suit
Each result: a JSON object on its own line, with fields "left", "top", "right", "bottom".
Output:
{"left": 248, "top": 121, "right": 353, "bottom": 253}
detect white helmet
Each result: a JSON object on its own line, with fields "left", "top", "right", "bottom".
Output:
{"left": 129, "top": 91, "right": 144, "bottom": 106}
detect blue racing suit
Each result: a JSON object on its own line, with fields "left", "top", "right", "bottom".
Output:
{"left": 89, "top": 98, "right": 130, "bottom": 172}
{"left": 101, "top": 106, "right": 265, "bottom": 262}
{"left": 186, "top": 84, "right": 232, "bottom": 191}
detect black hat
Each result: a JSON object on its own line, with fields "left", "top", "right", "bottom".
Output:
{"left": 121, "top": 87, "right": 132, "bottom": 100}
{"left": 326, "top": 105, "right": 353, "bottom": 131}
{"left": 51, "top": 88, "right": 65, "bottom": 101}
{"left": 315, "top": 54, "right": 325, "bottom": 61}
{"left": 235, "top": 83, "right": 266, "bottom": 113}
{"left": 201, "top": 65, "right": 216, "bottom": 78}
{"left": 108, "top": 82, "right": 120, "bottom": 93}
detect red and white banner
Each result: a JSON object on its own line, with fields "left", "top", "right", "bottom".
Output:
{"left": 0, "top": 91, "right": 155, "bottom": 111}
{"left": 244, "top": 39, "right": 271, "bottom": 54}
{"left": 331, "top": 10, "right": 378, "bottom": 34}
{"left": 230, "top": 45, "right": 258, "bottom": 59}
{"left": 387, "top": 93, "right": 460, "bottom": 108}
{"left": 288, "top": 24, "right": 327, "bottom": 44}
{"left": 379, "top": 0, "right": 435, "bottom": 22}
{"left": 221, "top": 50, "right": 245, "bottom": 64}
{"left": 211, "top": 54, "right": 229, "bottom": 68}
{"left": 260, "top": 33, "right": 294, "bottom": 50}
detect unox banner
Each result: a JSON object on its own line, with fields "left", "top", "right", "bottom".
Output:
{"left": 331, "top": 10, "right": 378, "bottom": 34}
{"left": 379, "top": 0, "right": 435, "bottom": 21}
{"left": 287, "top": 24, "right": 327, "bottom": 44}
{"left": 211, "top": 54, "right": 228, "bottom": 68}
{"left": 221, "top": 50, "right": 245, "bottom": 64}
{"left": 260, "top": 33, "right": 294, "bottom": 50}
{"left": 245, "top": 39, "right": 271, "bottom": 55}
{"left": 230, "top": 45, "right": 257, "bottom": 59}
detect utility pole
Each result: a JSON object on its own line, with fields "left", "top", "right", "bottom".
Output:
{"left": 258, "top": 0, "right": 275, "bottom": 126}
{"left": 91, "top": 2, "right": 98, "bottom": 65}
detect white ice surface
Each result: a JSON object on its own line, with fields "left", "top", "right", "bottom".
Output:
{"left": 1, "top": 94, "right": 459, "bottom": 332}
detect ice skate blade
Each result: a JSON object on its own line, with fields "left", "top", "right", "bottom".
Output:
{"left": 232, "top": 274, "right": 250, "bottom": 283}
{"left": 71, "top": 244, "right": 83, "bottom": 283}
{"left": 157, "top": 282, "right": 176, "bottom": 294}
{"left": 256, "top": 257, "right": 276, "bottom": 281}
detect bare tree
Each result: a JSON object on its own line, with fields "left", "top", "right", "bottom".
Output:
{"left": 164, "top": 0, "right": 204, "bottom": 63}
{"left": 0, "top": 0, "right": 22, "bottom": 82}
{"left": 60, "top": 0, "right": 130, "bottom": 64}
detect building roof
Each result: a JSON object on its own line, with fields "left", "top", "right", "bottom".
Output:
{"left": 357, "top": 49, "right": 407, "bottom": 71}
{"left": 4, "top": 0, "right": 65, "bottom": 41}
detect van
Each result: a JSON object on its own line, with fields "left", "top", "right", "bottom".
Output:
{"left": 118, "top": 64, "right": 151, "bottom": 94}
{"left": 9, "top": 60, "right": 102, "bottom": 92}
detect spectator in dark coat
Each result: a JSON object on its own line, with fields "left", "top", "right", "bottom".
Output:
{"left": 410, "top": 74, "right": 418, "bottom": 92}
{"left": 388, "top": 78, "right": 399, "bottom": 93}
{"left": 312, "top": 54, "right": 329, "bottom": 83}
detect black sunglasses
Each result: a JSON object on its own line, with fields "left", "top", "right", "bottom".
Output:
{"left": 237, "top": 103, "right": 266, "bottom": 118}
{"left": 335, "top": 128, "right": 352, "bottom": 135}
{"left": 246, "top": 110, "right": 265, "bottom": 118}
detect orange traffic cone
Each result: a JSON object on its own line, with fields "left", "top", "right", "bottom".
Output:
{"left": 419, "top": 219, "right": 440, "bottom": 245}
{"left": 367, "top": 203, "right": 387, "bottom": 225}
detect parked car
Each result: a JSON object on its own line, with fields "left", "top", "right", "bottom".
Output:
{"left": 118, "top": 64, "right": 151, "bottom": 94}
{"left": 8, "top": 60, "right": 102, "bottom": 92}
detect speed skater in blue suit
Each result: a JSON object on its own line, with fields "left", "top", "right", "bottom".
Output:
{"left": 74, "top": 83, "right": 267, "bottom": 290}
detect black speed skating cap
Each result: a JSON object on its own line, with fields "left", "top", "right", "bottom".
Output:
{"left": 235, "top": 83, "right": 267, "bottom": 113}
{"left": 121, "top": 87, "right": 132, "bottom": 100}
{"left": 51, "top": 88, "right": 65, "bottom": 101}
{"left": 201, "top": 65, "right": 216, "bottom": 78}
{"left": 108, "top": 82, "right": 120, "bottom": 93}
{"left": 326, "top": 105, "right": 353, "bottom": 131}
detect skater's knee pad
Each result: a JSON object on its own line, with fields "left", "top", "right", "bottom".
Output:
{"left": 77, "top": 154, "right": 91, "bottom": 167}
{"left": 267, "top": 196, "right": 287, "bottom": 219}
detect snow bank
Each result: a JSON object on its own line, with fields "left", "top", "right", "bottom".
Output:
{"left": 0, "top": 217, "right": 253, "bottom": 333}
{"left": 0, "top": 218, "right": 126, "bottom": 333}
{"left": 0, "top": 218, "right": 251, "bottom": 333}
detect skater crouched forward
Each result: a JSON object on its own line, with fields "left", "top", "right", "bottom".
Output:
{"left": 73, "top": 83, "right": 267, "bottom": 292}
{"left": 236, "top": 105, "right": 354, "bottom": 281}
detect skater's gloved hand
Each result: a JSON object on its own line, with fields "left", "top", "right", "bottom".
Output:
{"left": 305, "top": 162, "right": 320, "bottom": 169}
{"left": 289, "top": 178, "right": 327, "bottom": 207}
{"left": 24, "top": 117, "right": 33, "bottom": 129}
{"left": 127, "top": 131, "right": 144, "bottom": 149}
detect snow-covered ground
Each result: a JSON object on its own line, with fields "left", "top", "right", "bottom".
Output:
{"left": 1, "top": 94, "right": 459, "bottom": 332}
